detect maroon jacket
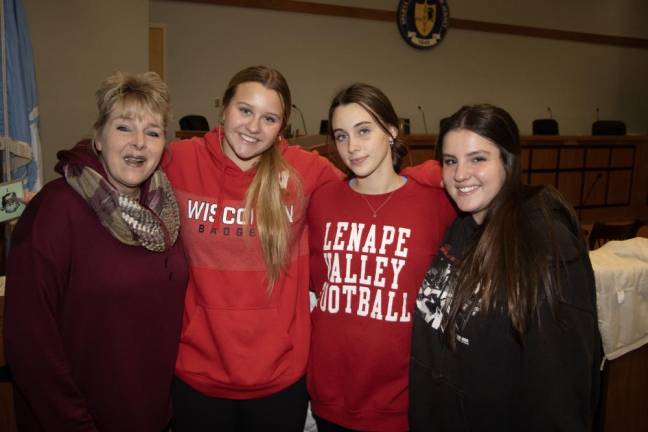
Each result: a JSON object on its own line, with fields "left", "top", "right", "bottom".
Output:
{"left": 4, "top": 175, "right": 188, "bottom": 431}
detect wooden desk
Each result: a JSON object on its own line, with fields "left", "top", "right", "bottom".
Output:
{"left": 590, "top": 238, "right": 648, "bottom": 431}
{"left": 600, "top": 344, "right": 648, "bottom": 432}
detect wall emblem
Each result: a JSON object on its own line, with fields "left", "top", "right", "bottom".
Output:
{"left": 397, "top": 0, "right": 449, "bottom": 49}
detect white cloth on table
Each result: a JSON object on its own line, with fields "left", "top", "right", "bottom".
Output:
{"left": 589, "top": 237, "right": 648, "bottom": 360}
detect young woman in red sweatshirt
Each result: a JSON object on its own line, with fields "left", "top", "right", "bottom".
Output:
{"left": 164, "top": 66, "right": 342, "bottom": 431}
{"left": 307, "top": 83, "right": 455, "bottom": 431}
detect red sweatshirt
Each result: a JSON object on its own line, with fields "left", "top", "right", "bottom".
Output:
{"left": 163, "top": 129, "right": 342, "bottom": 399}
{"left": 307, "top": 177, "right": 455, "bottom": 431}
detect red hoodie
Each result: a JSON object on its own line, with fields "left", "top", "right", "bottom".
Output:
{"left": 162, "top": 129, "right": 342, "bottom": 399}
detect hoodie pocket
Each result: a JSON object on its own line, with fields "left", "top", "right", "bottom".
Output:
{"left": 178, "top": 303, "right": 294, "bottom": 388}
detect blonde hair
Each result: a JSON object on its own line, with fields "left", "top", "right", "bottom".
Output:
{"left": 222, "top": 66, "right": 302, "bottom": 288}
{"left": 94, "top": 71, "right": 171, "bottom": 135}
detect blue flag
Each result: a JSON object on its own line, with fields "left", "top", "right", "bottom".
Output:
{"left": 1, "top": 0, "right": 42, "bottom": 191}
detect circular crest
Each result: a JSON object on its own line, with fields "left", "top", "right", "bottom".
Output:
{"left": 397, "top": 0, "right": 449, "bottom": 49}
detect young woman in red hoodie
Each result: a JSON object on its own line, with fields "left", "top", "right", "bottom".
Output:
{"left": 306, "top": 83, "right": 456, "bottom": 431}
{"left": 164, "top": 66, "right": 342, "bottom": 430}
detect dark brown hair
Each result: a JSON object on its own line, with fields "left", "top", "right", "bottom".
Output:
{"left": 328, "top": 83, "right": 408, "bottom": 173}
{"left": 438, "top": 104, "right": 584, "bottom": 347}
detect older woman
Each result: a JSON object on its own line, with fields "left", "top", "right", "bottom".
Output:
{"left": 4, "top": 72, "right": 188, "bottom": 431}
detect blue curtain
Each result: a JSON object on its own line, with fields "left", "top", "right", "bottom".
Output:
{"left": 1, "top": 0, "right": 42, "bottom": 191}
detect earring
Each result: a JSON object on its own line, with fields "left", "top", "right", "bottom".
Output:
{"left": 389, "top": 137, "right": 394, "bottom": 146}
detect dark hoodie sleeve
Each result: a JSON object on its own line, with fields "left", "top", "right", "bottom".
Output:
{"left": 517, "top": 218, "right": 601, "bottom": 431}
{"left": 4, "top": 184, "right": 99, "bottom": 431}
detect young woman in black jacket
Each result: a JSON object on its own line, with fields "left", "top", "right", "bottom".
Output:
{"left": 409, "top": 104, "right": 601, "bottom": 431}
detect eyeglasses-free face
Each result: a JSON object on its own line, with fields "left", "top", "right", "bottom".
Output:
{"left": 221, "top": 82, "right": 284, "bottom": 171}
{"left": 441, "top": 129, "right": 507, "bottom": 225}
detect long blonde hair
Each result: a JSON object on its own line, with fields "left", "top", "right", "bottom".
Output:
{"left": 222, "top": 66, "right": 302, "bottom": 288}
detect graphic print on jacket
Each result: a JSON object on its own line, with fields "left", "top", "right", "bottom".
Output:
{"left": 415, "top": 244, "right": 479, "bottom": 345}
{"left": 317, "top": 221, "right": 413, "bottom": 322}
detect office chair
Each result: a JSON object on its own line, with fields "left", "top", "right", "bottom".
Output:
{"left": 319, "top": 120, "right": 329, "bottom": 135}
{"left": 532, "top": 119, "right": 559, "bottom": 135}
{"left": 179, "top": 115, "right": 210, "bottom": 131}
{"left": 592, "top": 120, "right": 626, "bottom": 136}
{"left": 532, "top": 107, "right": 559, "bottom": 135}
{"left": 588, "top": 219, "right": 645, "bottom": 250}
{"left": 398, "top": 118, "right": 410, "bottom": 135}
{"left": 591, "top": 108, "right": 626, "bottom": 135}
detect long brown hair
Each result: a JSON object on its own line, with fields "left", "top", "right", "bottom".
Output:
{"left": 222, "top": 66, "right": 302, "bottom": 288}
{"left": 437, "top": 104, "right": 584, "bottom": 347}
{"left": 328, "top": 83, "right": 408, "bottom": 174}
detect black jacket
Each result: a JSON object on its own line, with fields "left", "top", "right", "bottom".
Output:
{"left": 409, "top": 189, "right": 601, "bottom": 431}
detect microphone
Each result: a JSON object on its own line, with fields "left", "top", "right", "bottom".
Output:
{"left": 417, "top": 106, "right": 429, "bottom": 134}
{"left": 292, "top": 104, "right": 308, "bottom": 135}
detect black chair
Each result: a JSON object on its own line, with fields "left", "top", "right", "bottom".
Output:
{"left": 592, "top": 120, "right": 626, "bottom": 136}
{"left": 532, "top": 108, "right": 559, "bottom": 135}
{"left": 179, "top": 115, "right": 209, "bottom": 131}
{"left": 532, "top": 119, "right": 559, "bottom": 135}
{"left": 398, "top": 118, "right": 410, "bottom": 135}
{"left": 319, "top": 120, "right": 329, "bottom": 135}
{"left": 588, "top": 219, "right": 644, "bottom": 250}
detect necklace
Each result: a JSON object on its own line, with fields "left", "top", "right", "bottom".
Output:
{"left": 359, "top": 189, "right": 398, "bottom": 218}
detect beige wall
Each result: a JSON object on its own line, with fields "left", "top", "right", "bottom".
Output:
{"left": 23, "top": 0, "right": 149, "bottom": 183}
{"left": 151, "top": 0, "right": 648, "bottom": 139}
{"left": 22, "top": 0, "right": 648, "bottom": 181}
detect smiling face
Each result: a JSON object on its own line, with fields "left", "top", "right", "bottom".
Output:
{"left": 95, "top": 104, "right": 165, "bottom": 196}
{"left": 441, "top": 129, "right": 507, "bottom": 224}
{"left": 221, "top": 81, "right": 284, "bottom": 171}
{"left": 332, "top": 103, "right": 397, "bottom": 183}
